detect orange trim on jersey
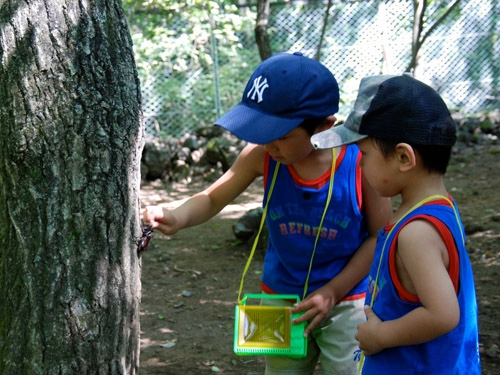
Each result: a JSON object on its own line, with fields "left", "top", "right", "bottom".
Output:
{"left": 388, "top": 210, "right": 460, "bottom": 303}
{"left": 264, "top": 146, "right": 350, "bottom": 191}
{"left": 340, "top": 292, "right": 366, "bottom": 302}
{"left": 261, "top": 282, "right": 276, "bottom": 295}
{"left": 355, "top": 151, "right": 363, "bottom": 212}
{"left": 263, "top": 152, "right": 271, "bottom": 188}
{"left": 260, "top": 283, "right": 297, "bottom": 303}
{"left": 287, "top": 146, "right": 346, "bottom": 189}
{"left": 262, "top": 282, "right": 366, "bottom": 302}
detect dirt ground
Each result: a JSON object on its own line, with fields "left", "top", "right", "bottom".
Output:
{"left": 138, "top": 144, "right": 500, "bottom": 375}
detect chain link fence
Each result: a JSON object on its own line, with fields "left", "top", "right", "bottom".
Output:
{"left": 131, "top": 0, "right": 500, "bottom": 139}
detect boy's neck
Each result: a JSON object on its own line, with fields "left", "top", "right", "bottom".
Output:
{"left": 393, "top": 172, "right": 449, "bottom": 223}
{"left": 291, "top": 147, "right": 336, "bottom": 181}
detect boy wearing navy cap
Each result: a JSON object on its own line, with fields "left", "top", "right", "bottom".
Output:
{"left": 144, "top": 53, "right": 391, "bottom": 374}
{"left": 312, "top": 75, "right": 481, "bottom": 374}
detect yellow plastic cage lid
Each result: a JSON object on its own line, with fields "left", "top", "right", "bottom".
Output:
{"left": 233, "top": 294, "right": 307, "bottom": 358}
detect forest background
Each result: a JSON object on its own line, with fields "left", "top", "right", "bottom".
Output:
{"left": 122, "top": 0, "right": 499, "bottom": 140}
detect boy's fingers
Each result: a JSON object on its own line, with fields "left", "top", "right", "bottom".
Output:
{"left": 364, "top": 305, "right": 374, "bottom": 319}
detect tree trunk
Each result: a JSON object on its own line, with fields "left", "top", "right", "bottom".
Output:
{"left": 406, "top": 0, "right": 426, "bottom": 75}
{"left": 315, "top": 0, "right": 334, "bottom": 61}
{"left": 0, "top": 0, "right": 143, "bottom": 373}
{"left": 406, "top": 0, "right": 461, "bottom": 75}
{"left": 255, "top": 0, "right": 272, "bottom": 60}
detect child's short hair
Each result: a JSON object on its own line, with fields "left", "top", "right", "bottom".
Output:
{"left": 372, "top": 138, "right": 452, "bottom": 175}
{"left": 299, "top": 118, "right": 327, "bottom": 136}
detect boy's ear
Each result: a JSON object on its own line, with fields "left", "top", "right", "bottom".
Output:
{"left": 317, "top": 115, "right": 337, "bottom": 132}
{"left": 395, "top": 143, "right": 417, "bottom": 172}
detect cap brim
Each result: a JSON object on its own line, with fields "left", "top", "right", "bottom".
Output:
{"left": 214, "top": 102, "right": 303, "bottom": 144}
{"left": 311, "top": 124, "right": 367, "bottom": 149}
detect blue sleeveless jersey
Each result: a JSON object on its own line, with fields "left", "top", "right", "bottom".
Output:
{"left": 261, "top": 144, "right": 368, "bottom": 298}
{"left": 362, "top": 199, "right": 481, "bottom": 375}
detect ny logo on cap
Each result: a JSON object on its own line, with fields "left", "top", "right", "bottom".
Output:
{"left": 247, "top": 75, "right": 269, "bottom": 103}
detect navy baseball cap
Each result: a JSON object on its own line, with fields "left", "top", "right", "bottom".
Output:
{"left": 215, "top": 52, "right": 339, "bottom": 144}
{"left": 311, "top": 74, "right": 456, "bottom": 149}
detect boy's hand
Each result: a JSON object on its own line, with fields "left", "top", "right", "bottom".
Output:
{"left": 355, "top": 306, "right": 384, "bottom": 355}
{"left": 290, "top": 287, "right": 335, "bottom": 337}
{"left": 143, "top": 206, "right": 179, "bottom": 235}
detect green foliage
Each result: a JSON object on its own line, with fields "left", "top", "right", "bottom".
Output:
{"left": 122, "top": 0, "right": 497, "bottom": 136}
{"left": 123, "top": 0, "right": 260, "bottom": 137}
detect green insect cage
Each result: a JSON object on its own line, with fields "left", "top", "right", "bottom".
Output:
{"left": 233, "top": 294, "right": 307, "bottom": 358}
{"left": 233, "top": 154, "right": 337, "bottom": 358}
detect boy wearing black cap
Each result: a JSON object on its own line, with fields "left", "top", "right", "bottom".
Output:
{"left": 312, "top": 75, "right": 481, "bottom": 374}
{"left": 144, "top": 53, "right": 392, "bottom": 374}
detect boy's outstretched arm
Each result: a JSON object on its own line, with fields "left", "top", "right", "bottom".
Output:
{"left": 356, "top": 220, "right": 460, "bottom": 355}
{"left": 143, "top": 144, "right": 265, "bottom": 235}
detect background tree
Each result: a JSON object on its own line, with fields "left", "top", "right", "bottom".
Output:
{"left": 124, "top": 0, "right": 258, "bottom": 138}
{"left": 315, "top": 0, "right": 333, "bottom": 61}
{"left": 255, "top": 0, "right": 272, "bottom": 60}
{"left": 407, "top": 0, "right": 461, "bottom": 74}
{"left": 0, "top": 0, "right": 143, "bottom": 373}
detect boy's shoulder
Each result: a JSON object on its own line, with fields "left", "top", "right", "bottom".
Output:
{"left": 393, "top": 193, "right": 458, "bottom": 235}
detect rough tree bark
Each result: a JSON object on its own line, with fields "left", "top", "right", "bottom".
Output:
{"left": 0, "top": 0, "right": 143, "bottom": 373}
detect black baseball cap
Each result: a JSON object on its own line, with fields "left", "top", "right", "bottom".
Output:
{"left": 311, "top": 74, "right": 456, "bottom": 149}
